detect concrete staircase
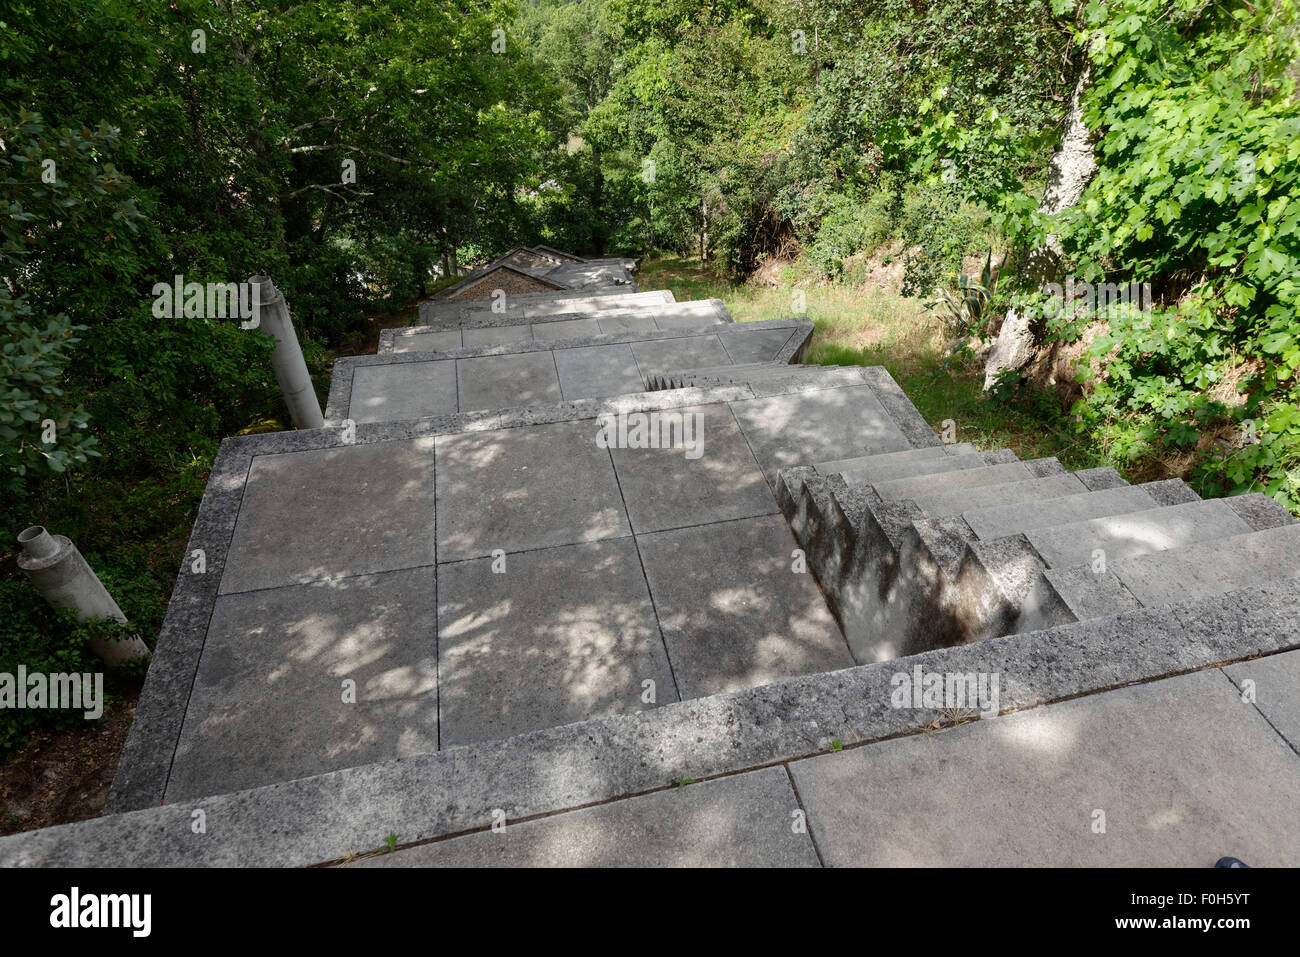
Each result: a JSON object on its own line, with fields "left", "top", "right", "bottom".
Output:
{"left": 775, "top": 437, "right": 1300, "bottom": 662}
{"left": 6, "top": 246, "right": 1299, "bottom": 868}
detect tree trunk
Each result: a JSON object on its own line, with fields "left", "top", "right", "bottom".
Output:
{"left": 700, "top": 194, "right": 709, "bottom": 262}
{"left": 983, "top": 61, "right": 1098, "bottom": 391}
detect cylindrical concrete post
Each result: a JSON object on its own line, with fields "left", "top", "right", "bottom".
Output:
{"left": 250, "top": 275, "right": 325, "bottom": 430}
{"left": 15, "top": 526, "right": 151, "bottom": 666}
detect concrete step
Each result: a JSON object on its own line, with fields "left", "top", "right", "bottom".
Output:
{"left": 1026, "top": 499, "right": 1254, "bottom": 569}
{"left": 669, "top": 362, "right": 836, "bottom": 381}
{"left": 814, "top": 444, "right": 975, "bottom": 476}
{"left": 672, "top": 361, "right": 790, "bottom": 377}
{"left": 1046, "top": 523, "right": 1300, "bottom": 619}
{"left": 910, "top": 472, "right": 1087, "bottom": 518}
{"left": 1222, "top": 492, "right": 1300, "bottom": 530}
{"left": 839, "top": 450, "right": 988, "bottom": 486}
{"left": 873, "top": 460, "right": 1039, "bottom": 503}
{"left": 419, "top": 289, "right": 672, "bottom": 324}
{"left": 963, "top": 484, "right": 1161, "bottom": 541}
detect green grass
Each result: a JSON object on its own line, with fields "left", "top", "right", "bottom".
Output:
{"left": 639, "top": 252, "right": 1110, "bottom": 473}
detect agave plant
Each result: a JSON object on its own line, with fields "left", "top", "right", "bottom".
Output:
{"left": 927, "top": 250, "right": 997, "bottom": 339}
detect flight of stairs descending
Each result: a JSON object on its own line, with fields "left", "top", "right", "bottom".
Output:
{"left": 8, "top": 243, "right": 1300, "bottom": 868}
{"left": 774, "top": 441, "right": 1300, "bottom": 663}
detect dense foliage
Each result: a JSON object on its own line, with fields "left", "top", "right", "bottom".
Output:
{"left": 521, "top": 0, "right": 1300, "bottom": 505}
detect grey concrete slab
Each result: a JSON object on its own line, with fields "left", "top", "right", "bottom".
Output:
{"left": 553, "top": 343, "right": 645, "bottom": 400}
{"left": 816, "top": 445, "right": 970, "bottom": 476}
{"left": 513, "top": 291, "right": 671, "bottom": 319}
{"left": 455, "top": 352, "right": 562, "bottom": 412}
{"left": 791, "top": 669, "right": 1300, "bottom": 866}
{"left": 390, "top": 329, "right": 462, "bottom": 354}
{"left": 531, "top": 317, "right": 602, "bottom": 341}
{"left": 461, "top": 324, "right": 533, "bottom": 348}
{"left": 1026, "top": 499, "right": 1253, "bottom": 569}
{"left": 630, "top": 335, "right": 733, "bottom": 375}
{"left": 354, "top": 766, "right": 817, "bottom": 867}
{"left": 597, "top": 314, "right": 658, "bottom": 334}
{"left": 1043, "top": 565, "right": 1142, "bottom": 621}
{"left": 729, "top": 386, "right": 912, "bottom": 485}
{"left": 638, "top": 515, "right": 853, "bottom": 698}
{"left": 873, "top": 461, "right": 1033, "bottom": 502}
{"left": 610, "top": 403, "right": 777, "bottom": 533}
{"left": 910, "top": 473, "right": 1086, "bottom": 518}
{"left": 435, "top": 419, "right": 630, "bottom": 561}
{"left": 167, "top": 567, "right": 438, "bottom": 801}
{"left": 1224, "top": 492, "right": 1299, "bottom": 530}
{"left": 349, "top": 361, "right": 459, "bottom": 425}
{"left": 840, "top": 451, "right": 987, "bottom": 486}
{"left": 437, "top": 538, "right": 675, "bottom": 748}
{"left": 1224, "top": 650, "right": 1300, "bottom": 752}
{"left": 963, "top": 485, "right": 1158, "bottom": 542}
{"left": 220, "top": 439, "right": 436, "bottom": 595}
{"left": 651, "top": 300, "right": 729, "bottom": 330}
{"left": 718, "top": 326, "right": 796, "bottom": 364}
{"left": 1113, "top": 524, "right": 1300, "bottom": 606}
{"left": 10, "top": 574, "right": 1300, "bottom": 866}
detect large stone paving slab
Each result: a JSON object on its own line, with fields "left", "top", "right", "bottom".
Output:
{"left": 531, "top": 317, "right": 602, "bottom": 341}
{"left": 220, "top": 439, "right": 436, "bottom": 595}
{"left": 637, "top": 514, "right": 853, "bottom": 698}
{"left": 456, "top": 352, "right": 562, "bottom": 412}
{"left": 353, "top": 766, "right": 817, "bottom": 867}
{"left": 630, "top": 335, "right": 732, "bottom": 376}
{"left": 435, "top": 420, "right": 630, "bottom": 561}
{"left": 167, "top": 566, "right": 438, "bottom": 801}
{"left": 730, "top": 385, "right": 912, "bottom": 484}
{"left": 553, "top": 343, "right": 644, "bottom": 399}
{"left": 789, "top": 670, "right": 1300, "bottom": 866}
{"left": 1224, "top": 649, "right": 1300, "bottom": 753}
{"left": 390, "top": 328, "right": 462, "bottom": 354}
{"left": 597, "top": 314, "right": 657, "bottom": 334}
{"left": 718, "top": 325, "right": 796, "bottom": 364}
{"left": 349, "top": 361, "right": 458, "bottom": 424}
{"left": 461, "top": 325, "right": 533, "bottom": 348}
{"left": 437, "top": 538, "right": 675, "bottom": 747}
{"left": 610, "top": 403, "right": 777, "bottom": 533}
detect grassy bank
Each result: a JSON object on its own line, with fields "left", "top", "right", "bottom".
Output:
{"left": 638, "top": 253, "right": 1107, "bottom": 472}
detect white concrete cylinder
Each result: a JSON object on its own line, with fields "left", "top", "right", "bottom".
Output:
{"left": 16, "top": 526, "right": 151, "bottom": 666}
{"left": 250, "top": 275, "right": 325, "bottom": 430}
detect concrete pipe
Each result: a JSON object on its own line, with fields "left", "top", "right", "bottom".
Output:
{"left": 249, "top": 275, "right": 325, "bottom": 430}
{"left": 16, "top": 526, "right": 151, "bottom": 667}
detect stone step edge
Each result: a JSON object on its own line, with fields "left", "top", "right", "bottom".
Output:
{"left": 779, "top": 465, "right": 1216, "bottom": 653}
{"left": 326, "top": 318, "right": 815, "bottom": 425}
{"left": 4, "top": 575, "right": 1296, "bottom": 867}
{"left": 814, "top": 443, "right": 976, "bottom": 475}
{"left": 1044, "top": 521, "right": 1300, "bottom": 620}
{"left": 417, "top": 288, "right": 675, "bottom": 324}
{"left": 390, "top": 297, "right": 733, "bottom": 351}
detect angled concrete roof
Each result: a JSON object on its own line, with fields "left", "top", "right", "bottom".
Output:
{"left": 433, "top": 246, "right": 637, "bottom": 301}
{"left": 530, "top": 244, "right": 586, "bottom": 264}
{"left": 440, "top": 263, "right": 569, "bottom": 301}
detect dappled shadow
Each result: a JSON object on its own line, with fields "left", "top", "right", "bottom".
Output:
{"left": 220, "top": 439, "right": 436, "bottom": 595}
{"left": 434, "top": 420, "right": 630, "bottom": 561}
{"left": 168, "top": 566, "right": 438, "bottom": 801}
{"left": 637, "top": 514, "right": 853, "bottom": 698}
{"left": 436, "top": 539, "right": 675, "bottom": 748}
{"left": 349, "top": 361, "right": 458, "bottom": 424}
{"left": 729, "top": 385, "right": 911, "bottom": 484}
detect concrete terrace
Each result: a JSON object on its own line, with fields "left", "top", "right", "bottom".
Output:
{"left": 2, "top": 246, "right": 1298, "bottom": 868}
